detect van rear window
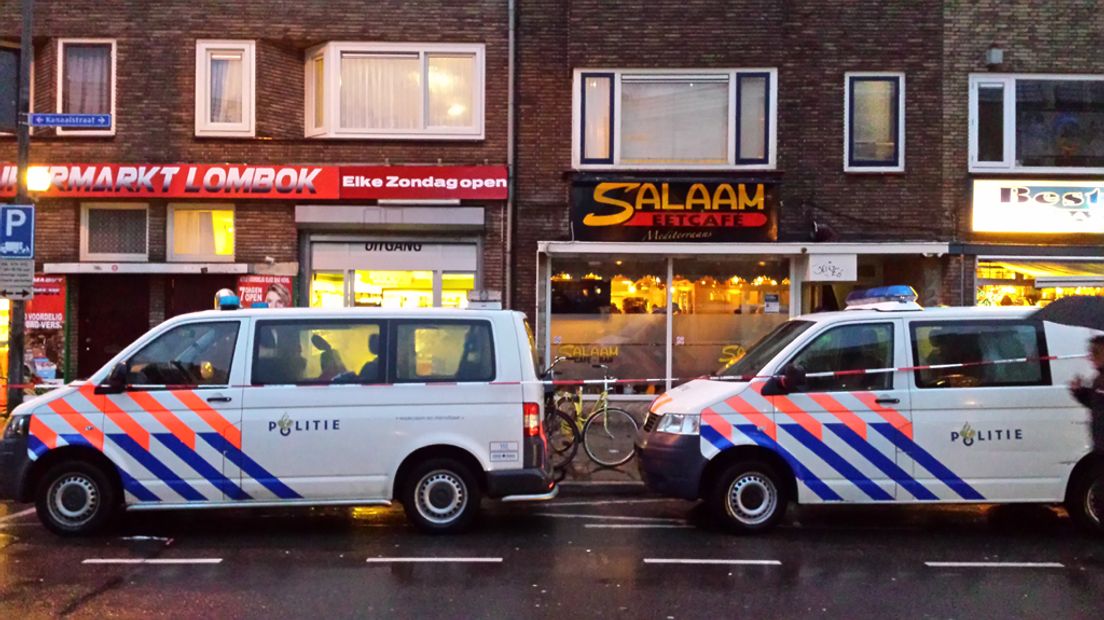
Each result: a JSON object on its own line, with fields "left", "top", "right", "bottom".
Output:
{"left": 393, "top": 321, "right": 495, "bottom": 383}
{"left": 910, "top": 320, "right": 1049, "bottom": 389}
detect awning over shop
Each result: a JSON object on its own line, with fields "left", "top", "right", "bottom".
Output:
{"left": 987, "top": 260, "right": 1104, "bottom": 288}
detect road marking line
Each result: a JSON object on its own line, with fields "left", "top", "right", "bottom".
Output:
{"left": 925, "top": 561, "right": 1064, "bottom": 569}
{"left": 585, "top": 524, "right": 693, "bottom": 529}
{"left": 82, "top": 558, "right": 222, "bottom": 565}
{"left": 532, "top": 512, "right": 686, "bottom": 524}
{"left": 365, "top": 557, "right": 503, "bottom": 563}
{"left": 547, "top": 499, "right": 675, "bottom": 508}
{"left": 644, "top": 558, "right": 782, "bottom": 566}
{"left": 0, "top": 507, "right": 35, "bottom": 523}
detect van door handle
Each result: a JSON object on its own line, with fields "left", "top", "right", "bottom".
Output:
{"left": 875, "top": 397, "right": 900, "bottom": 405}
{"left": 206, "top": 396, "right": 232, "bottom": 403}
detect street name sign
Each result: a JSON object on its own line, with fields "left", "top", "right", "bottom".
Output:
{"left": 29, "top": 113, "right": 112, "bottom": 129}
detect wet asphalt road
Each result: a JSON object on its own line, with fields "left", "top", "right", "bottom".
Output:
{"left": 1, "top": 494, "right": 1103, "bottom": 619}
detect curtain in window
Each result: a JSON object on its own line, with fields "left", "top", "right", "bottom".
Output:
{"left": 621, "top": 78, "right": 728, "bottom": 164}
{"left": 852, "top": 80, "right": 896, "bottom": 162}
{"left": 209, "top": 53, "right": 243, "bottom": 124}
{"left": 340, "top": 53, "right": 420, "bottom": 130}
{"left": 426, "top": 54, "right": 474, "bottom": 128}
{"left": 173, "top": 209, "right": 234, "bottom": 257}
{"left": 87, "top": 208, "right": 146, "bottom": 255}
{"left": 62, "top": 44, "right": 111, "bottom": 114}
{"left": 583, "top": 76, "right": 612, "bottom": 160}
{"left": 738, "top": 76, "right": 767, "bottom": 161}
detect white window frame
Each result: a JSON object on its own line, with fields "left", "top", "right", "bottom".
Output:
{"left": 571, "top": 68, "right": 778, "bottom": 171}
{"left": 304, "top": 41, "right": 485, "bottom": 140}
{"left": 969, "top": 73, "right": 1104, "bottom": 174}
{"left": 844, "top": 72, "right": 905, "bottom": 173}
{"left": 80, "top": 202, "right": 148, "bottom": 262}
{"left": 195, "top": 40, "right": 255, "bottom": 137}
{"left": 56, "top": 38, "right": 116, "bottom": 137}
{"left": 167, "top": 203, "right": 236, "bottom": 263}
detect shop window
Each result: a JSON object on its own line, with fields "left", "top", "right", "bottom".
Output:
{"left": 57, "top": 39, "right": 115, "bottom": 136}
{"left": 976, "top": 259, "right": 1104, "bottom": 307}
{"left": 442, "top": 272, "right": 476, "bottom": 309}
{"left": 787, "top": 323, "right": 894, "bottom": 392}
{"left": 167, "top": 204, "right": 234, "bottom": 262}
{"left": 353, "top": 270, "right": 434, "bottom": 308}
{"left": 80, "top": 203, "right": 148, "bottom": 261}
{"left": 845, "top": 73, "right": 904, "bottom": 172}
{"left": 911, "top": 321, "right": 1048, "bottom": 389}
{"left": 311, "top": 272, "right": 346, "bottom": 309}
{"left": 127, "top": 321, "right": 239, "bottom": 387}
{"left": 394, "top": 321, "right": 494, "bottom": 383}
{"left": 970, "top": 74, "right": 1104, "bottom": 172}
{"left": 252, "top": 320, "right": 382, "bottom": 385}
{"left": 195, "top": 40, "right": 255, "bottom": 137}
{"left": 671, "top": 258, "right": 791, "bottom": 380}
{"left": 305, "top": 42, "right": 483, "bottom": 139}
{"left": 550, "top": 257, "right": 668, "bottom": 392}
{"left": 574, "top": 69, "right": 777, "bottom": 169}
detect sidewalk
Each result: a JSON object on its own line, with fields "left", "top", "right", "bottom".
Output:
{"left": 556, "top": 401, "right": 648, "bottom": 496}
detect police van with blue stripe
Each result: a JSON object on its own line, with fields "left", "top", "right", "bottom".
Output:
{"left": 0, "top": 292, "right": 554, "bottom": 535}
{"left": 637, "top": 286, "right": 1104, "bottom": 534}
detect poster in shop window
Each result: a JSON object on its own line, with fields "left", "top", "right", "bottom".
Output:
{"left": 238, "top": 275, "right": 295, "bottom": 308}
{"left": 571, "top": 179, "right": 778, "bottom": 242}
{"left": 25, "top": 275, "right": 66, "bottom": 385}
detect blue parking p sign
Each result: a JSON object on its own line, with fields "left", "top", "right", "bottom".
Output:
{"left": 0, "top": 205, "right": 34, "bottom": 259}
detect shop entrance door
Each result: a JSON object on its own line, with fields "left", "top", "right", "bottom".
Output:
{"left": 78, "top": 275, "right": 150, "bottom": 378}
{"left": 166, "top": 275, "right": 238, "bottom": 318}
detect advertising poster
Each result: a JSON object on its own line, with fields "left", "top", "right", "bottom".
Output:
{"left": 25, "top": 275, "right": 66, "bottom": 385}
{"left": 238, "top": 275, "right": 295, "bottom": 308}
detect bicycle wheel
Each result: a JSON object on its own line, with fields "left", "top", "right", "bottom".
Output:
{"left": 582, "top": 407, "right": 639, "bottom": 468}
{"left": 544, "top": 409, "right": 579, "bottom": 470}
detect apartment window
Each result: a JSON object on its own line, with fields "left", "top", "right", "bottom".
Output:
{"left": 1, "top": 45, "right": 19, "bottom": 134}
{"left": 574, "top": 69, "right": 775, "bottom": 169}
{"left": 845, "top": 73, "right": 904, "bottom": 172}
{"left": 57, "top": 39, "right": 115, "bottom": 136}
{"left": 195, "top": 40, "right": 255, "bottom": 137}
{"left": 970, "top": 74, "right": 1104, "bottom": 172}
{"left": 305, "top": 42, "right": 484, "bottom": 139}
{"left": 80, "top": 203, "right": 148, "bottom": 261}
{"left": 168, "top": 204, "right": 235, "bottom": 262}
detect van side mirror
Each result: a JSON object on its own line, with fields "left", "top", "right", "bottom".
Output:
{"left": 95, "top": 362, "right": 128, "bottom": 394}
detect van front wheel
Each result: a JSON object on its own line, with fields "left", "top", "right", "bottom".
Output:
{"left": 35, "top": 460, "right": 119, "bottom": 537}
{"left": 1066, "top": 463, "right": 1104, "bottom": 535}
{"left": 400, "top": 458, "right": 481, "bottom": 534}
{"left": 709, "top": 461, "right": 788, "bottom": 534}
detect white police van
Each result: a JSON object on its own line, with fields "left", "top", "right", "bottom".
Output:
{"left": 0, "top": 295, "right": 554, "bottom": 535}
{"left": 637, "top": 286, "right": 1104, "bottom": 534}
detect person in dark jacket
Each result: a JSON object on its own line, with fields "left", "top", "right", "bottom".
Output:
{"left": 1069, "top": 334, "right": 1104, "bottom": 453}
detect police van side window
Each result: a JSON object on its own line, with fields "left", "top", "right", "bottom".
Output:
{"left": 393, "top": 321, "right": 495, "bottom": 383}
{"left": 911, "top": 321, "right": 1049, "bottom": 389}
{"left": 127, "top": 322, "right": 239, "bottom": 387}
{"left": 787, "top": 323, "right": 894, "bottom": 392}
{"left": 251, "top": 320, "right": 384, "bottom": 385}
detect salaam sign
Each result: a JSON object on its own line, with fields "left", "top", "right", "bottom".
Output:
{"left": 571, "top": 179, "right": 778, "bottom": 242}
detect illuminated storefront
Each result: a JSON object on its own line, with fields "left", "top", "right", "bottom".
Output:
{"left": 971, "top": 179, "right": 1104, "bottom": 307}
{"left": 535, "top": 177, "right": 948, "bottom": 398}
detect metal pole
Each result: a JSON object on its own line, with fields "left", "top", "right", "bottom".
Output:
{"left": 7, "top": 0, "right": 32, "bottom": 412}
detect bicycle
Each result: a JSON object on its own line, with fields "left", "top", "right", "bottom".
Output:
{"left": 540, "top": 356, "right": 580, "bottom": 472}
{"left": 552, "top": 363, "right": 639, "bottom": 468}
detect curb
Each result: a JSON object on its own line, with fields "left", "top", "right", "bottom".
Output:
{"left": 556, "top": 480, "right": 649, "bottom": 497}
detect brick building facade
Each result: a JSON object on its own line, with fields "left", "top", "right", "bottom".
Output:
{"left": 0, "top": 1, "right": 511, "bottom": 380}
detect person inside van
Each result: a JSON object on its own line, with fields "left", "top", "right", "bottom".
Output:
{"left": 359, "top": 332, "right": 381, "bottom": 382}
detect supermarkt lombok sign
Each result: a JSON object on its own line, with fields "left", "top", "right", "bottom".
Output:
{"left": 972, "top": 179, "right": 1104, "bottom": 234}
{"left": 571, "top": 178, "right": 778, "bottom": 242}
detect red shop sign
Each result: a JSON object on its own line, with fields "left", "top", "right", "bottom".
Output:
{"left": 338, "top": 165, "right": 508, "bottom": 200}
{"left": 0, "top": 163, "right": 341, "bottom": 199}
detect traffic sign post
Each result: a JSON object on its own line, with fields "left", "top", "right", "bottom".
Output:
{"left": 28, "top": 113, "right": 111, "bottom": 129}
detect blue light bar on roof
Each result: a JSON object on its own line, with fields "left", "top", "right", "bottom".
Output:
{"left": 845, "top": 285, "right": 919, "bottom": 307}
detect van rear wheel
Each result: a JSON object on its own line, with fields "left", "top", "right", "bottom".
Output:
{"left": 1066, "top": 463, "right": 1104, "bottom": 535}
{"left": 709, "top": 461, "right": 788, "bottom": 534}
{"left": 400, "top": 458, "right": 481, "bottom": 534}
{"left": 35, "top": 460, "right": 119, "bottom": 537}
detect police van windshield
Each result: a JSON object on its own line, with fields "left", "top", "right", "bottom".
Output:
{"left": 717, "top": 320, "right": 814, "bottom": 379}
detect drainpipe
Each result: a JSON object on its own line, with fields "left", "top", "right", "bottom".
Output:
{"left": 504, "top": 0, "right": 517, "bottom": 309}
